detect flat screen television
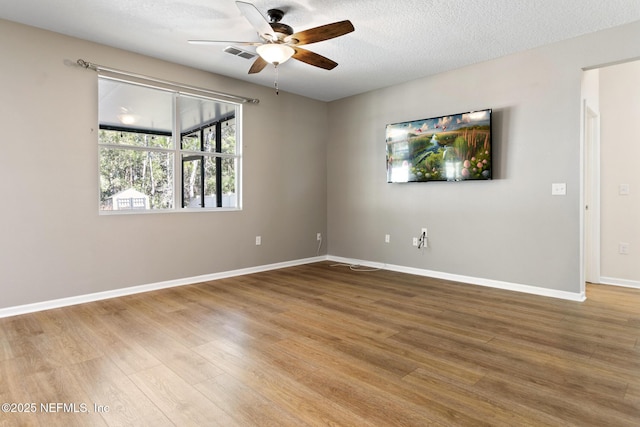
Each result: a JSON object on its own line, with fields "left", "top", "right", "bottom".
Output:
{"left": 386, "top": 108, "right": 492, "bottom": 183}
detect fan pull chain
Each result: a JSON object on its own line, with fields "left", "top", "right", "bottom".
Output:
{"left": 274, "top": 64, "right": 280, "bottom": 95}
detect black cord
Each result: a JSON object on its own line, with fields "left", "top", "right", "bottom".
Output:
{"left": 418, "top": 231, "right": 427, "bottom": 249}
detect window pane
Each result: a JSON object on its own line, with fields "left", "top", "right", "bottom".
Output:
{"left": 100, "top": 147, "right": 174, "bottom": 211}
{"left": 182, "top": 156, "right": 203, "bottom": 208}
{"left": 181, "top": 155, "right": 237, "bottom": 208}
{"left": 182, "top": 155, "right": 217, "bottom": 208}
{"left": 221, "top": 157, "right": 237, "bottom": 208}
{"left": 98, "top": 79, "right": 174, "bottom": 138}
{"left": 178, "top": 95, "right": 236, "bottom": 154}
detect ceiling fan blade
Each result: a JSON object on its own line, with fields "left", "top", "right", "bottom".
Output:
{"left": 188, "top": 40, "right": 262, "bottom": 46}
{"left": 248, "top": 56, "right": 268, "bottom": 74}
{"left": 292, "top": 48, "right": 338, "bottom": 70}
{"left": 286, "top": 20, "right": 354, "bottom": 46}
{"left": 236, "top": 1, "right": 275, "bottom": 40}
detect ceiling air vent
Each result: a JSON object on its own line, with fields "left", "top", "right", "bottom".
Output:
{"left": 224, "top": 46, "right": 257, "bottom": 60}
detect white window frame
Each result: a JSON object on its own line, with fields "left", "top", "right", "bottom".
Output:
{"left": 97, "top": 75, "right": 243, "bottom": 214}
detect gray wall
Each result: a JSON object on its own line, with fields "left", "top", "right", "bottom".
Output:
{"left": 0, "top": 19, "right": 328, "bottom": 309}
{"left": 327, "top": 21, "right": 640, "bottom": 294}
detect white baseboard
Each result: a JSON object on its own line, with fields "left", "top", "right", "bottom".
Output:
{"left": 0, "top": 256, "right": 327, "bottom": 319}
{"left": 328, "top": 256, "right": 586, "bottom": 302}
{"left": 0, "top": 254, "right": 589, "bottom": 318}
{"left": 600, "top": 276, "right": 640, "bottom": 289}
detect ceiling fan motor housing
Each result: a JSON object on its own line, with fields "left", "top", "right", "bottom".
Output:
{"left": 267, "top": 8, "right": 285, "bottom": 22}
{"left": 270, "top": 22, "right": 294, "bottom": 36}
{"left": 267, "top": 9, "right": 293, "bottom": 37}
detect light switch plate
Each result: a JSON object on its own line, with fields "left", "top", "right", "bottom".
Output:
{"left": 551, "top": 183, "right": 566, "bottom": 196}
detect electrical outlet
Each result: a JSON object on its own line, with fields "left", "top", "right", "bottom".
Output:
{"left": 619, "top": 242, "right": 629, "bottom": 255}
{"left": 385, "top": 234, "right": 390, "bottom": 243}
{"left": 412, "top": 237, "right": 418, "bottom": 246}
{"left": 317, "top": 232, "right": 322, "bottom": 241}
{"left": 255, "top": 236, "right": 261, "bottom": 246}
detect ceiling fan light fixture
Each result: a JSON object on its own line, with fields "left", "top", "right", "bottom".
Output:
{"left": 256, "top": 43, "right": 295, "bottom": 65}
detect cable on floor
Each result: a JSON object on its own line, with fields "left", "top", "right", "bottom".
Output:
{"left": 330, "top": 263, "right": 383, "bottom": 272}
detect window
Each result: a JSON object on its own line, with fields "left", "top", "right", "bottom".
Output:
{"left": 98, "top": 77, "right": 241, "bottom": 213}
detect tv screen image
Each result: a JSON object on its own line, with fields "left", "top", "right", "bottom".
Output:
{"left": 386, "top": 109, "right": 492, "bottom": 183}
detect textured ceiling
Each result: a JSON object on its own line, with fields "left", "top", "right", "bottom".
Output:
{"left": 2, "top": 0, "right": 640, "bottom": 101}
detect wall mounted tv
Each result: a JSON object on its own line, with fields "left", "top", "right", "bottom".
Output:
{"left": 386, "top": 108, "right": 492, "bottom": 183}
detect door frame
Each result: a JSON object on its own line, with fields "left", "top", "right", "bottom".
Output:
{"left": 581, "top": 100, "right": 601, "bottom": 290}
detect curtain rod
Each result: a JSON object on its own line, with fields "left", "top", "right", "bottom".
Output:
{"left": 76, "top": 59, "right": 259, "bottom": 104}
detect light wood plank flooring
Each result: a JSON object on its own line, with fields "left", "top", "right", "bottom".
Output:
{"left": 1, "top": 262, "right": 639, "bottom": 426}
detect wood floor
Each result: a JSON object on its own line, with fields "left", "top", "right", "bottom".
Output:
{"left": 1, "top": 262, "right": 639, "bottom": 426}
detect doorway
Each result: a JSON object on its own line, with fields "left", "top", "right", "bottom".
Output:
{"left": 582, "top": 60, "right": 640, "bottom": 292}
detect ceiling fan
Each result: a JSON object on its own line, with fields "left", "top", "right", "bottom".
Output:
{"left": 189, "top": 1, "right": 355, "bottom": 74}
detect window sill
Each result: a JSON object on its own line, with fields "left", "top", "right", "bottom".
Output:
{"left": 99, "top": 207, "right": 242, "bottom": 216}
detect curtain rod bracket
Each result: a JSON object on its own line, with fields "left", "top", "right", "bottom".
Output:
{"left": 76, "top": 59, "right": 97, "bottom": 70}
